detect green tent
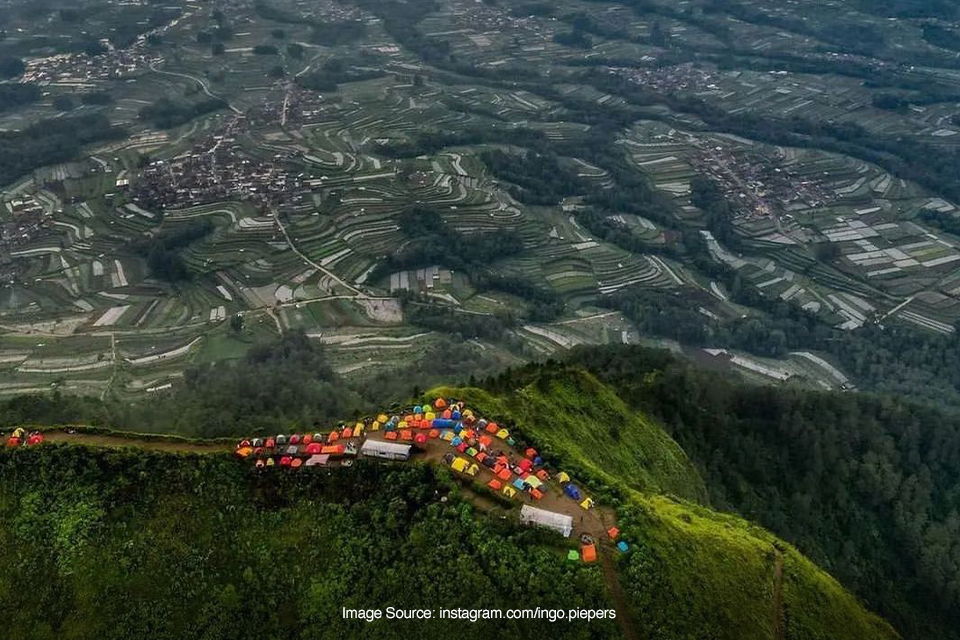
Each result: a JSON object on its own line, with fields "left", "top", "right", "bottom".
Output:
{"left": 567, "top": 550, "right": 579, "bottom": 561}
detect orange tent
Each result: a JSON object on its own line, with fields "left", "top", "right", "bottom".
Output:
{"left": 321, "top": 444, "right": 344, "bottom": 455}
{"left": 530, "top": 488, "right": 543, "bottom": 500}
{"left": 342, "top": 427, "right": 353, "bottom": 438}
{"left": 581, "top": 543, "right": 597, "bottom": 563}
{"left": 497, "top": 468, "right": 511, "bottom": 481}
{"left": 442, "top": 409, "right": 452, "bottom": 419}
{"left": 536, "top": 469, "right": 550, "bottom": 482}
{"left": 291, "top": 458, "right": 303, "bottom": 469}
{"left": 385, "top": 431, "right": 398, "bottom": 441}
{"left": 607, "top": 527, "right": 620, "bottom": 539}
{"left": 434, "top": 398, "right": 447, "bottom": 409}
{"left": 400, "top": 430, "right": 413, "bottom": 441}
{"left": 327, "top": 431, "right": 339, "bottom": 443}
{"left": 485, "top": 423, "right": 497, "bottom": 434}
{"left": 302, "top": 434, "right": 313, "bottom": 445}
{"left": 428, "top": 429, "right": 440, "bottom": 439}
{"left": 487, "top": 479, "right": 502, "bottom": 491}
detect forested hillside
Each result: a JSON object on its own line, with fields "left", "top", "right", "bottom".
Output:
{"left": 560, "top": 346, "right": 960, "bottom": 640}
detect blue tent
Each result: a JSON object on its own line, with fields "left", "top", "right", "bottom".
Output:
{"left": 564, "top": 484, "right": 582, "bottom": 500}
{"left": 617, "top": 541, "right": 629, "bottom": 553}
{"left": 533, "top": 456, "right": 543, "bottom": 466}
{"left": 453, "top": 423, "right": 464, "bottom": 434}
{"left": 414, "top": 405, "right": 423, "bottom": 414}
{"left": 513, "top": 478, "right": 526, "bottom": 492}
{"left": 451, "top": 436, "right": 463, "bottom": 447}
{"left": 451, "top": 410, "right": 461, "bottom": 420}
{"left": 432, "top": 418, "right": 456, "bottom": 429}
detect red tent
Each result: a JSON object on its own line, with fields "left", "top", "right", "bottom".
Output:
{"left": 342, "top": 427, "right": 353, "bottom": 439}
{"left": 280, "top": 456, "right": 293, "bottom": 467}
{"left": 5, "top": 437, "right": 21, "bottom": 448}
{"left": 518, "top": 459, "right": 533, "bottom": 472}
{"left": 27, "top": 433, "right": 44, "bottom": 446}
{"left": 415, "top": 433, "right": 428, "bottom": 445}
{"left": 456, "top": 442, "right": 468, "bottom": 453}
{"left": 265, "top": 438, "right": 276, "bottom": 449}
{"left": 525, "top": 447, "right": 538, "bottom": 459}
{"left": 289, "top": 434, "right": 301, "bottom": 445}
{"left": 305, "top": 442, "right": 322, "bottom": 454}
{"left": 302, "top": 434, "right": 314, "bottom": 445}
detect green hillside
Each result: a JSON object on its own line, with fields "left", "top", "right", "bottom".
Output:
{"left": 0, "top": 364, "right": 900, "bottom": 640}
{"left": 429, "top": 367, "right": 708, "bottom": 503}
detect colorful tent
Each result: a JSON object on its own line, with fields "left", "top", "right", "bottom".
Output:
{"left": 513, "top": 478, "right": 526, "bottom": 492}
{"left": 567, "top": 550, "right": 579, "bottom": 562}
{"left": 502, "top": 486, "right": 517, "bottom": 498}
{"left": 26, "top": 433, "right": 44, "bottom": 446}
{"left": 385, "top": 431, "right": 398, "bottom": 441}
{"left": 434, "top": 398, "right": 447, "bottom": 409}
{"left": 327, "top": 431, "right": 339, "bottom": 443}
{"left": 496, "top": 428, "right": 509, "bottom": 440}
{"left": 451, "top": 457, "right": 469, "bottom": 473}
{"left": 497, "top": 468, "right": 512, "bottom": 481}
{"left": 564, "top": 484, "right": 582, "bottom": 500}
{"left": 305, "top": 454, "right": 330, "bottom": 467}
{"left": 617, "top": 541, "right": 629, "bottom": 553}
{"left": 342, "top": 427, "right": 353, "bottom": 439}
{"left": 414, "top": 433, "right": 428, "bottom": 445}
{"left": 525, "top": 447, "right": 538, "bottom": 459}
{"left": 289, "top": 434, "right": 301, "bottom": 445}
{"left": 487, "top": 479, "right": 502, "bottom": 491}
{"left": 6, "top": 437, "right": 21, "bottom": 448}
{"left": 607, "top": 527, "right": 620, "bottom": 539}
{"left": 280, "top": 456, "right": 293, "bottom": 467}
{"left": 290, "top": 458, "right": 303, "bottom": 469}
{"left": 235, "top": 447, "right": 254, "bottom": 458}
{"left": 466, "top": 463, "right": 480, "bottom": 476}
{"left": 581, "top": 543, "right": 597, "bottom": 563}
{"left": 321, "top": 444, "right": 345, "bottom": 456}
{"left": 530, "top": 488, "right": 543, "bottom": 500}
{"left": 265, "top": 457, "right": 275, "bottom": 467}
{"left": 441, "top": 430, "right": 454, "bottom": 442}
{"left": 524, "top": 475, "right": 543, "bottom": 490}
{"left": 400, "top": 430, "right": 413, "bottom": 441}
{"left": 305, "top": 442, "right": 322, "bottom": 454}
{"left": 556, "top": 471, "right": 571, "bottom": 483}
{"left": 580, "top": 498, "right": 595, "bottom": 510}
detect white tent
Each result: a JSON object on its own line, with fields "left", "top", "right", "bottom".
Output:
{"left": 360, "top": 439, "right": 412, "bottom": 461}
{"left": 519, "top": 505, "right": 573, "bottom": 537}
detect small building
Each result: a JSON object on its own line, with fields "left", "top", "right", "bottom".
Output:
{"left": 360, "top": 439, "right": 412, "bottom": 461}
{"left": 519, "top": 505, "right": 573, "bottom": 538}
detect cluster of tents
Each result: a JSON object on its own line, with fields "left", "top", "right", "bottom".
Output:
{"left": 235, "top": 430, "right": 361, "bottom": 469}
{"left": 233, "top": 396, "right": 600, "bottom": 529}
{"left": 567, "top": 528, "right": 629, "bottom": 564}
{"left": 4, "top": 428, "right": 44, "bottom": 448}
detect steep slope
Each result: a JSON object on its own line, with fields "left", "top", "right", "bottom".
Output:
{"left": 430, "top": 367, "right": 708, "bottom": 503}
{"left": 0, "top": 367, "right": 899, "bottom": 640}
{"left": 429, "top": 369, "right": 898, "bottom": 640}
{"left": 0, "top": 447, "right": 617, "bottom": 640}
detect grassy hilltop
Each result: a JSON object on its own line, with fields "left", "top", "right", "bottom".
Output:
{"left": 0, "top": 365, "right": 898, "bottom": 640}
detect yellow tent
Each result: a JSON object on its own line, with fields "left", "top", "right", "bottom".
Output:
{"left": 370, "top": 421, "right": 381, "bottom": 431}
{"left": 441, "top": 430, "right": 455, "bottom": 442}
{"left": 467, "top": 463, "right": 480, "bottom": 476}
{"left": 556, "top": 471, "right": 571, "bottom": 483}
{"left": 580, "top": 498, "right": 595, "bottom": 510}
{"left": 377, "top": 414, "right": 388, "bottom": 424}
{"left": 495, "top": 428, "right": 510, "bottom": 440}
{"left": 502, "top": 485, "right": 517, "bottom": 498}
{"left": 354, "top": 422, "right": 364, "bottom": 437}
{"left": 462, "top": 409, "right": 474, "bottom": 418}
{"left": 398, "top": 420, "right": 407, "bottom": 429}
{"left": 524, "top": 476, "right": 543, "bottom": 489}
{"left": 451, "top": 458, "right": 469, "bottom": 473}
{"left": 425, "top": 411, "right": 436, "bottom": 421}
